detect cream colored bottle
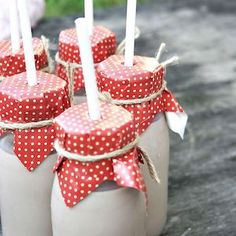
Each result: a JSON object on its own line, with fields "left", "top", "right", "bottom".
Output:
{"left": 51, "top": 176, "right": 146, "bottom": 236}
{"left": 51, "top": 112, "right": 169, "bottom": 236}
{"left": 0, "top": 134, "right": 56, "bottom": 236}
{"left": 140, "top": 113, "right": 170, "bottom": 236}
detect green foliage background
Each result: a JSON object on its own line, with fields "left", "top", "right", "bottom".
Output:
{"left": 45, "top": 0, "right": 128, "bottom": 17}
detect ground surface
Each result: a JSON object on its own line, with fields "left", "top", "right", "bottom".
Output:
{"left": 1, "top": 0, "right": 236, "bottom": 235}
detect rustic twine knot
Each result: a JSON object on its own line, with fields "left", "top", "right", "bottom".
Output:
{"left": 0, "top": 119, "right": 53, "bottom": 130}
{"left": 54, "top": 137, "right": 160, "bottom": 183}
{"left": 155, "top": 42, "right": 179, "bottom": 67}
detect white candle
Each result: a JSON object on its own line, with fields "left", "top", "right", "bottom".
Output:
{"left": 75, "top": 18, "right": 101, "bottom": 120}
{"left": 84, "top": 0, "right": 94, "bottom": 36}
{"left": 18, "top": 0, "right": 37, "bottom": 86}
{"left": 124, "top": 0, "right": 137, "bottom": 67}
{"left": 9, "top": 0, "right": 20, "bottom": 53}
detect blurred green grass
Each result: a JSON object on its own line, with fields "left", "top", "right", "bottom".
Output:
{"left": 45, "top": 0, "right": 127, "bottom": 17}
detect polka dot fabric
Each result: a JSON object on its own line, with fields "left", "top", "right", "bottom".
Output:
{"left": 56, "top": 26, "right": 116, "bottom": 91}
{"left": 0, "top": 71, "right": 71, "bottom": 171}
{"left": 0, "top": 38, "right": 48, "bottom": 77}
{"left": 96, "top": 55, "right": 185, "bottom": 134}
{"left": 53, "top": 102, "right": 146, "bottom": 207}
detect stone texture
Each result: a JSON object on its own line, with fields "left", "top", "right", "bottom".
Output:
{"left": 1, "top": 0, "right": 236, "bottom": 235}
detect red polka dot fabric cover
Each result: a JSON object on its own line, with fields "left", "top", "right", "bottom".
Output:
{"left": 53, "top": 102, "right": 146, "bottom": 207}
{"left": 56, "top": 26, "right": 116, "bottom": 91}
{"left": 0, "top": 71, "right": 70, "bottom": 171}
{"left": 96, "top": 55, "right": 185, "bottom": 135}
{"left": 0, "top": 38, "right": 48, "bottom": 78}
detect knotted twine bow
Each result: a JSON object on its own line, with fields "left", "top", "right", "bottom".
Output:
{"left": 155, "top": 42, "right": 179, "bottom": 66}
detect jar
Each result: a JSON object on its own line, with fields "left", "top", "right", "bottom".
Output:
{"left": 0, "top": 134, "right": 57, "bottom": 236}
{"left": 55, "top": 26, "right": 116, "bottom": 96}
{"left": 139, "top": 113, "right": 169, "bottom": 235}
{"left": 96, "top": 54, "right": 187, "bottom": 235}
{"left": 51, "top": 102, "right": 147, "bottom": 236}
{"left": 0, "top": 71, "right": 70, "bottom": 236}
{"left": 52, "top": 177, "right": 146, "bottom": 236}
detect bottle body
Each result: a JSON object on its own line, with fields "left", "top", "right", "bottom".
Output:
{"left": 51, "top": 176, "right": 146, "bottom": 236}
{"left": 0, "top": 134, "right": 56, "bottom": 236}
{"left": 140, "top": 113, "right": 170, "bottom": 236}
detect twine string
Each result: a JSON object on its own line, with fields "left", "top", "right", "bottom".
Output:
{"left": 41, "top": 35, "right": 54, "bottom": 73}
{"left": 155, "top": 43, "right": 166, "bottom": 62}
{"left": 154, "top": 43, "right": 179, "bottom": 68}
{"left": 0, "top": 119, "right": 53, "bottom": 130}
{"left": 66, "top": 63, "right": 75, "bottom": 104}
{"left": 55, "top": 53, "right": 99, "bottom": 104}
{"left": 161, "top": 56, "right": 179, "bottom": 68}
{"left": 137, "top": 147, "right": 160, "bottom": 183}
{"left": 54, "top": 138, "right": 160, "bottom": 183}
{"left": 55, "top": 53, "right": 87, "bottom": 69}
{"left": 99, "top": 80, "right": 167, "bottom": 105}
{"left": 54, "top": 137, "right": 139, "bottom": 162}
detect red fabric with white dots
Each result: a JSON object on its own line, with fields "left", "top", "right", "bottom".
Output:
{"left": 0, "top": 71, "right": 70, "bottom": 171}
{"left": 56, "top": 26, "right": 116, "bottom": 91}
{"left": 96, "top": 55, "right": 185, "bottom": 134}
{"left": 53, "top": 103, "right": 146, "bottom": 207}
{"left": 0, "top": 38, "right": 48, "bottom": 77}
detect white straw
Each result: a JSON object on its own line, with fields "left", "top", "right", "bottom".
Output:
{"left": 9, "top": 0, "right": 20, "bottom": 53}
{"left": 75, "top": 18, "right": 101, "bottom": 120}
{"left": 124, "top": 0, "right": 137, "bottom": 67}
{"left": 18, "top": 0, "right": 37, "bottom": 86}
{"left": 84, "top": 0, "right": 94, "bottom": 36}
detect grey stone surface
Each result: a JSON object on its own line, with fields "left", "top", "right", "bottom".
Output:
{"left": 1, "top": 0, "right": 236, "bottom": 235}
